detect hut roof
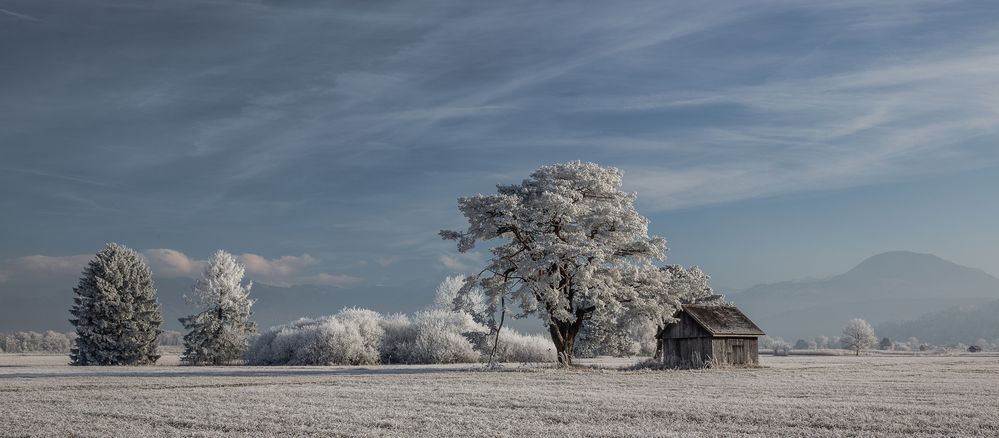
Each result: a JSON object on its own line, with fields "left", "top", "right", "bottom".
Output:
{"left": 681, "top": 305, "right": 765, "bottom": 337}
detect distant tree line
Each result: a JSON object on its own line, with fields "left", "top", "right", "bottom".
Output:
{"left": 877, "top": 300, "right": 999, "bottom": 345}
{"left": 0, "top": 330, "right": 192, "bottom": 354}
{"left": 0, "top": 331, "right": 75, "bottom": 353}
{"left": 766, "top": 315, "right": 998, "bottom": 355}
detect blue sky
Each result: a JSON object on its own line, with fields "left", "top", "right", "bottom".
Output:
{"left": 1, "top": 0, "right": 998, "bottom": 304}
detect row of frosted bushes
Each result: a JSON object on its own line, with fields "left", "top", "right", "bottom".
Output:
{"left": 245, "top": 307, "right": 556, "bottom": 365}
{"left": 0, "top": 331, "right": 75, "bottom": 353}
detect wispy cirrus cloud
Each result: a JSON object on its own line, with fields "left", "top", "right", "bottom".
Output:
{"left": 2, "top": 0, "right": 999, "bottom": 297}
{"left": 609, "top": 46, "right": 999, "bottom": 209}
{"left": 0, "top": 8, "right": 39, "bottom": 22}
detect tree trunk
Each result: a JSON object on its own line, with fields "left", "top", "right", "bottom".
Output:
{"left": 653, "top": 326, "right": 665, "bottom": 362}
{"left": 488, "top": 296, "right": 506, "bottom": 368}
{"left": 548, "top": 316, "right": 586, "bottom": 367}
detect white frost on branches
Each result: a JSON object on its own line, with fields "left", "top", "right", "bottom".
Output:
{"left": 434, "top": 274, "right": 487, "bottom": 323}
{"left": 441, "top": 162, "right": 668, "bottom": 365}
{"left": 180, "top": 250, "right": 256, "bottom": 365}
{"left": 579, "top": 264, "right": 723, "bottom": 359}
{"left": 841, "top": 318, "right": 877, "bottom": 356}
{"left": 69, "top": 243, "right": 163, "bottom": 366}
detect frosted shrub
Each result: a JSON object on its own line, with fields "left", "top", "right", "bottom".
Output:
{"left": 335, "top": 307, "right": 385, "bottom": 362}
{"left": 246, "top": 309, "right": 383, "bottom": 366}
{"left": 382, "top": 310, "right": 483, "bottom": 364}
{"left": 243, "top": 325, "right": 280, "bottom": 365}
{"left": 0, "top": 331, "right": 75, "bottom": 353}
{"left": 379, "top": 313, "right": 417, "bottom": 364}
{"left": 411, "top": 327, "right": 479, "bottom": 364}
{"left": 245, "top": 318, "right": 312, "bottom": 365}
{"left": 248, "top": 308, "right": 483, "bottom": 365}
{"left": 305, "top": 318, "right": 379, "bottom": 365}
{"left": 490, "top": 328, "right": 556, "bottom": 363}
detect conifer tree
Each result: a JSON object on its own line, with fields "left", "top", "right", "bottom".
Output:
{"left": 180, "top": 250, "right": 256, "bottom": 365}
{"left": 69, "top": 243, "right": 163, "bottom": 365}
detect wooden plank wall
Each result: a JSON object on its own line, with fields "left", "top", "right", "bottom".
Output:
{"left": 663, "top": 312, "right": 760, "bottom": 367}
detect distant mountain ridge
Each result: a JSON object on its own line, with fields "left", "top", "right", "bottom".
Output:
{"left": 731, "top": 251, "right": 999, "bottom": 340}
{"left": 877, "top": 299, "right": 999, "bottom": 345}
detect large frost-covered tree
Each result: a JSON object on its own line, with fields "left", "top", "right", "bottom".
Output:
{"left": 180, "top": 250, "right": 256, "bottom": 365}
{"left": 69, "top": 243, "right": 163, "bottom": 365}
{"left": 841, "top": 318, "right": 877, "bottom": 356}
{"left": 441, "top": 162, "right": 667, "bottom": 365}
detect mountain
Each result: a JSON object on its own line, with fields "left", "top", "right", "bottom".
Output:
{"left": 730, "top": 251, "right": 999, "bottom": 340}
{"left": 877, "top": 300, "right": 999, "bottom": 345}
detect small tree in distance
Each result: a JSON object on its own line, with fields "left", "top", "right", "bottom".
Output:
{"left": 180, "top": 250, "right": 256, "bottom": 365}
{"left": 841, "top": 318, "right": 877, "bottom": 356}
{"left": 814, "top": 335, "right": 829, "bottom": 349}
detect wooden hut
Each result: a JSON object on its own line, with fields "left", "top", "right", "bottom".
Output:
{"left": 661, "top": 305, "right": 765, "bottom": 368}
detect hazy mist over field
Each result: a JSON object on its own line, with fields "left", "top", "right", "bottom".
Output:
{"left": 2, "top": 1, "right": 999, "bottom": 340}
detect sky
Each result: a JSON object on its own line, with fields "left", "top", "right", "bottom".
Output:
{"left": 2, "top": 0, "right": 998, "bottom": 309}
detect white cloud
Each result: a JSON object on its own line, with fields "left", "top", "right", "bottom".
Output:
{"left": 0, "top": 253, "right": 92, "bottom": 283}
{"left": 1, "top": 249, "right": 360, "bottom": 287}
{"left": 10, "top": 254, "right": 93, "bottom": 274}
{"left": 236, "top": 253, "right": 318, "bottom": 277}
{"left": 142, "top": 249, "right": 205, "bottom": 277}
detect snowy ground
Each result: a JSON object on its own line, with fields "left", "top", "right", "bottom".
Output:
{"left": 2, "top": 354, "right": 998, "bottom": 437}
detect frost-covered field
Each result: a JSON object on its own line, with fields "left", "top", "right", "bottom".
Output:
{"left": 2, "top": 354, "right": 998, "bottom": 437}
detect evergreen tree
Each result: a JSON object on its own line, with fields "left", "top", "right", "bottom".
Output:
{"left": 180, "top": 250, "right": 256, "bottom": 365}
{"left": 69, "top": 243, "right": 163, "bottom": 365}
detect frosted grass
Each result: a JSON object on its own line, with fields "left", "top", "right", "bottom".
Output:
{"left": 2, "top": 354, "right": 997, "bottom": 436}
